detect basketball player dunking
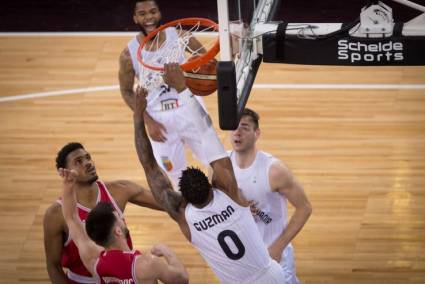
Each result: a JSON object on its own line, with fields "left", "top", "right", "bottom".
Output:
{"left": 132, "top": 83, "right": 286, "bottom": 283}
{"left": 119, "top": 0, "right": 211, "bottom": 187}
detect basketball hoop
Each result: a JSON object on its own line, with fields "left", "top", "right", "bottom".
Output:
{"left": 136, "top": 17, "right": 219, "bottom": 89}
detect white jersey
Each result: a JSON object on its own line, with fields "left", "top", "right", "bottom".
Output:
{"left": 229, "top": 150, "right": 287, "bottom": 246}
{"left": 128, "top": 27, "right": 184, "bottom": 113}
{"left": 230, "top": 150, "right": 299, "bottom": 284}
{"left": 185, "top": 189, "right": 273, "bottom": 284}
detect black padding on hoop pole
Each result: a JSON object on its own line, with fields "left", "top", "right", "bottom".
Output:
{"left": 276, "top": 23, "right": 288, "bottom": 61}
{"left": 393, "top": 22, "right": 404, "bottom": 37}
{"left": 217, "top": 61, "right": 238, "bottom": 130}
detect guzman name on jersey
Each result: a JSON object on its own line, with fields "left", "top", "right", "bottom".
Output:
{"left": 193, "top": 205, "right": 235, "bottom": 232}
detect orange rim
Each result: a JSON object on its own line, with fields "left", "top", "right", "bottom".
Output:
{"left": 137, "top": 17, "right": 220, "bottom": 72}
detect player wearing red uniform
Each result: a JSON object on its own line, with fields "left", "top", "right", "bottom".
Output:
{"left": 59, "top": 167, "right": 188, "bottom": 284}
{"left": 44, "top": 143, "right": 163, "bottom": 283}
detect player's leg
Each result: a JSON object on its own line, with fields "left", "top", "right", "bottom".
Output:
{"left": 147, "top": 110, "right": 187, "bottom": 189}
{"left": 149, "top": 135, "right": 186, "bottom": 189}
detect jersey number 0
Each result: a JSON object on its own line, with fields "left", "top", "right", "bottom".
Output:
{"left": 217, "top": 230, "right": 246, "bottom": 260}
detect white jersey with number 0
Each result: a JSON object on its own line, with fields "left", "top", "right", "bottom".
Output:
{"left": 185, "top": 189, "right": 276, "bottom": 284}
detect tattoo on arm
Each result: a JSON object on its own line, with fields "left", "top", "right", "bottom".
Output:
{"left": 134, "top": 118, "right": 182, "bottom": 219}
{"left": 119, "top": 49, "right": 136, "bottom": 110}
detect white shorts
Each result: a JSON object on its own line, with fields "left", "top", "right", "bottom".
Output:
{"left": 148, "top": 97, "right": 209, "bottom": 187}
{"left": 279, "top": 244, "right": 300, "bottom": 284}
{"left": 241, "top": 260, "right": 285, "bottom": 284}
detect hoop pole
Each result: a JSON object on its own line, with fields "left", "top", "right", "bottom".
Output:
{"left": 391, "top": 0, "right": 425, "bottom": 13}
{"left": 217, "top": 0, "right": 233, "bottom": 61}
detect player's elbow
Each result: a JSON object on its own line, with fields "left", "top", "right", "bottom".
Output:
{"left": 304, "top": 200, "right": 312, "bottom": 218}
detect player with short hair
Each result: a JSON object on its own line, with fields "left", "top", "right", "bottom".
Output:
{"left": 230, "top": 108, "right": 312, "bottom": 284}
{"left": 59, "top": 167, "right": 188, "bottom": 284}
{"left": 119, "top": 0, "right": 209, "bottom": 187}
{"left": 43, "top": 142, "right": 163, "bottom": 283}
{"left": 132, "top": 83, "right": 286, "bottom": 284}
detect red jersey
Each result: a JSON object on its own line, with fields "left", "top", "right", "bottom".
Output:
{"left": 94, "top": 250, "right": 141, "bottom": 284}
{"left": 57, "top": 181, "right": 133, "bottom": 284}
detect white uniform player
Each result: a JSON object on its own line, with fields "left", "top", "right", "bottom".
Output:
{"left": 229, "top": 108, "right": 312, "bottom": 284}
{"left": 230, "top": 150, "right": 299, "bottom": 283}
{"left": 185, "top": 189, "right": 284, "bottom": 284}
{"left": 119, "top": 1, "right": 212, "bottom": 188}
{"left": 133, "top": 86, "right": 286, "bottom": 283}
{"left": 127, "top": 26, "right": 209, "bottom": 186}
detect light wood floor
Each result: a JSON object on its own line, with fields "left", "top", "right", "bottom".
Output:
{"left": 0, "top": 36, "right": 424, "bottom": 284}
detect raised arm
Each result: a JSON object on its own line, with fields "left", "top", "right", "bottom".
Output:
{"left": 133, "top": 87, "right": 183, "bottom": 221}
{"left": 267, "top": 161, "right": 312, "bottom": 262}
{"left": 118, "top": 48, "right": 137, "bottom": 110}
{"left": 59, "top": 168, "right": 103, "bottom": 274}
{"left": 119, "top": 47, "right": 168, "bottom": 142}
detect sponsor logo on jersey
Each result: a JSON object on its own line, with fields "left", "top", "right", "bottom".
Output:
{"left": 160, "top": 98, "right": 179, "bottom": 111}
{"left": 337, "top": 39, "right": 404, "bottom": 63}
{"left": 161, "top": 156, "right": 173, "bottom": 172}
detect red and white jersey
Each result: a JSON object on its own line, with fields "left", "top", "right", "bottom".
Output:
{"left": 56, "top": 181, "right": 133, "bottom": 284}
{"left": 94, "top": 250, "right": 141, "bottom": 284}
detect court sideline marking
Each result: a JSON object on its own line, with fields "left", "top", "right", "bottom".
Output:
{"left": 1, "top": 84, "right": 425, "bottom": 103}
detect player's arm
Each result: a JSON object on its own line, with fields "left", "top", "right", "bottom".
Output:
{"left": 136, "top": 244, "right": 189, "bottom": 284}
{"left": 267, "top": 161, "right": 312, "bottom": 262}
{"left": 119, "top": 47, "right": 168, "bottom": 142}
{"left": 187, "top": 33, "right": 207, "bottom": 54}
{"left": 118, "top": 48, "right": 137, "bottom": 111}
{"left": 133, "top": 87, "right": 183, "bottom": 221}
{"left": 59, "top": 168, "right": 103, "bottom": 274}
{"left": 108, "top": 180, "right": 164, "bottom": 211}
{"left": 43, "top": 204, "right": 68, "bottom": 283}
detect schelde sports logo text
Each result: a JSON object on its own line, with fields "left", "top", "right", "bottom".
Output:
{"left": 337, "top": 40, "right": 404, "bottom": 63}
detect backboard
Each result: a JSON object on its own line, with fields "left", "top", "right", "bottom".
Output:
{"left": 216, "top": 0, "right": 282, "bottom": 130}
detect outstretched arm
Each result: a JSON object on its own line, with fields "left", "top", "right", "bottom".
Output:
{"left": 133, "top": 87, "right": 183, "bottom": 221}
{"left": 59, "top": 168, "right": 103, "bottom": 274}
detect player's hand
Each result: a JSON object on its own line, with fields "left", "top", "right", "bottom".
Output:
{"left": 151, "top": 244, "right": 172, "bottom": 257}
{"left": 268, "top": 243, "right": 283, "bottom": 263}
{"left": 162, "top": 63, "right": 186, "bottom": 93}
{"left": 134, "top": 86, "right": 148, "bottom": 116}
{"left": 58, "top": 168, "right": 78, "bottom": 187}
{"left": 145, "top": 115, "right": 167, "bottom": 142}
{"left": 248, "top": 200, "right": 260, "bottom": 216}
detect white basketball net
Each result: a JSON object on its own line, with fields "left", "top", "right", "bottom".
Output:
{"left": 138, "top": 22, "right": 217, "bottom": 90}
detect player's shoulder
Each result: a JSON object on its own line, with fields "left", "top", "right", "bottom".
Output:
{"left": 43, "top": 201, "right": 65, "bottom": 228}
{"left": 45, "top": 201, "right": 62, "bottom": 216}
{"left": 105, "top": 180, "right": 137, "bottom": 191}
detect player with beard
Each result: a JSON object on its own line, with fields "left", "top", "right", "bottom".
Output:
{"left": 43, "top": 142, "right": 164, "bottom": 283}
{"left": 59, "top": 167, "right": 188, "bottom": 284}
{"left": 119, "top": 0, "right": 211, "bottom": 188}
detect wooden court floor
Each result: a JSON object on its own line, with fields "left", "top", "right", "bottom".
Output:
{"left": 0, "top": 36, "right": 424, "bottom": 284}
